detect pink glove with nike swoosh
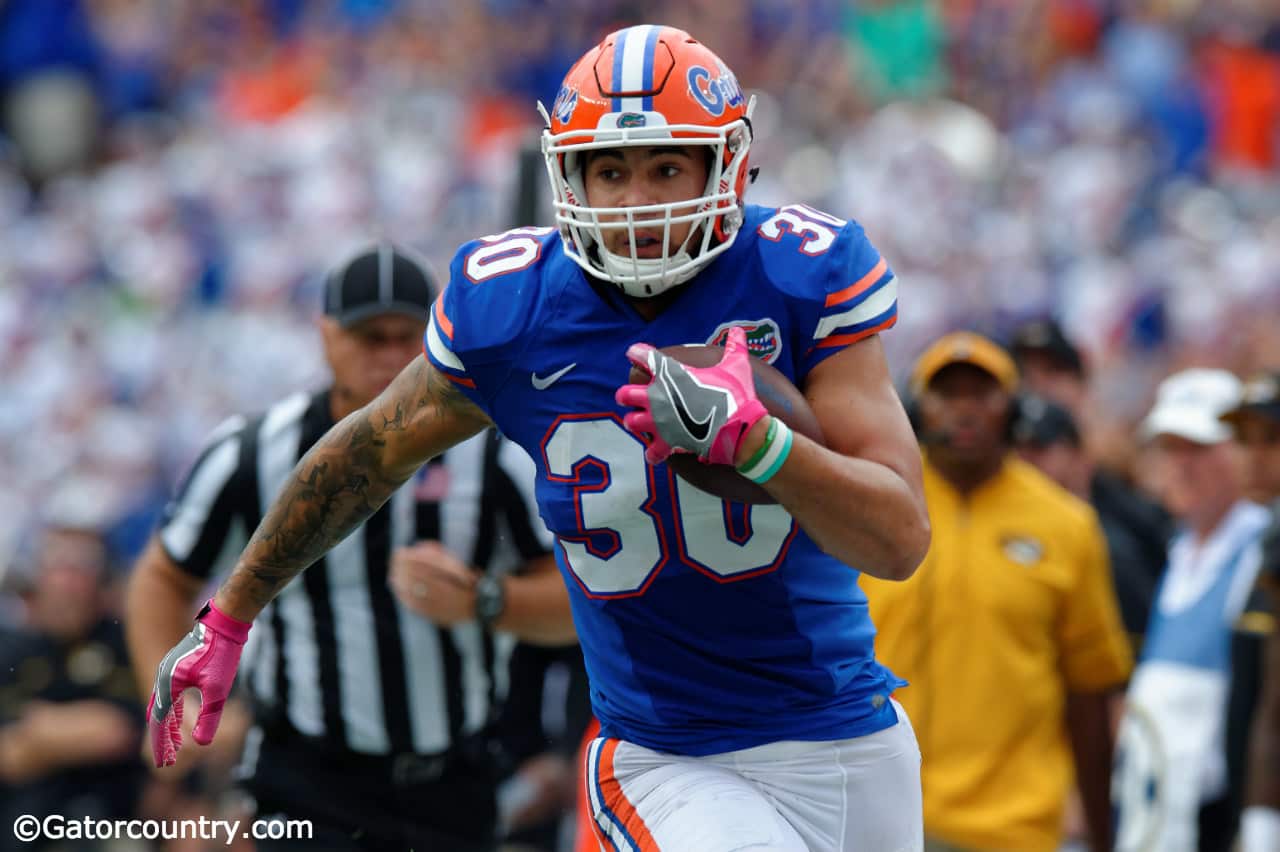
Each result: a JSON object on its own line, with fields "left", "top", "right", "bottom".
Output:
{"left": 146, "top": 599, "right": 251, "bottom": 767}
{"left": 616, "top": 326, "right": 768, "bottom": 465}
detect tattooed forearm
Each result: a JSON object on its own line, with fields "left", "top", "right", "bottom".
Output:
{"left": 216, "top": 356, "right": 489, "bottom": 619}
{"left": 418, "top": 357, "right": 479, "bottom": 416}
{"left": 226, "top": 409, "right": 408, "bottom": 610}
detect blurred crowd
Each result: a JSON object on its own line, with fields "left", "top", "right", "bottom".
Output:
{"left": 1, "top": 0, "right": 1279, "bottom": 848}
{"left": 1, "top": 0, "right": 1279, "bottom": 580}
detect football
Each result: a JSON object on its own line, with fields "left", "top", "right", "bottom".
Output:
{"left": 629, "top": 345, "right": 825, "bottom": 504}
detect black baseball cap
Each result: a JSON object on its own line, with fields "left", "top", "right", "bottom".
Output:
{"left": 323, "top": 243, "right": 438, "bottom": 327}
{"left": 1220, "top": 371, "right": 1280, "bottom": 425}
{"left": 1009, "top": 319, "right": 1085, "bottom": 376}
{"left": 1011, "top": 393, "right": 1081, "bottom": 448}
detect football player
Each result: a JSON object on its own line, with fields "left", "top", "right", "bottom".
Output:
{"left": 145, "top": 26, "right": 930, "bottom": 850}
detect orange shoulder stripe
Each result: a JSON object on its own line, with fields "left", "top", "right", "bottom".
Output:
{"left": 824, "top": 257, "right": 887, "bottom": 308}
{"left": 433, "top": 291, "right": 454, "bottom": 340}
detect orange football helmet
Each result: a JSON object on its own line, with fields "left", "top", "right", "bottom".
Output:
{"left": 539, "top": 25, "right": 755, "bottom": 297}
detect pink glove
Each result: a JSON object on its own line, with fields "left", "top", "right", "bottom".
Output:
{"left": 616, "top": 326, "right": 768, "bottom": 465}
{"left": 146, "top": 599, "right": 250, "bottom": 767}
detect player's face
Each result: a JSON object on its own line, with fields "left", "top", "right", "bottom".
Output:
{"left": 583, "top": 146, "right": 710, "bottom": 258}
{"left": 1232, "top": 412, "right": 1280, "bottom": 502}
{"left": 321, "top": 313, "right": 427, "bottom": 407}
{"left": 919, "top": 364, "right": 1010, "bottom": 463}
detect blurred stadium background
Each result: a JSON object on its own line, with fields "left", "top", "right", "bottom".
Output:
{"left": 1, "top": 0, "right": 1279, "bottom": 585}
{"left": 2, "top": 1, "right": 1279, "bottom": 849}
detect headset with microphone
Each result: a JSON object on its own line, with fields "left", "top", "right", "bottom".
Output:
{"left": 903, "top": 331, "right": 1024, "bottom": 448}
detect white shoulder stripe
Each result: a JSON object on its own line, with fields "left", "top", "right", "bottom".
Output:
{"left": 260, "top": 391, "right": 311, "bottom": 443}
{"left": 814, "top": 276, "right": 898, "bottom": 340}
{"left": 204, "top": 413, "right": 247, "bottom": 447}
{"left": 426, "top": 314, "right": 465, "bottom": 371}
{"left": 160, "top": 435, "right": 242, "bottom": 561}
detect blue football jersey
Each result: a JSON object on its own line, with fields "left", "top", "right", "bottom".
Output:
{"left": 424, "top": 204, "right": 905, "bottom": 755}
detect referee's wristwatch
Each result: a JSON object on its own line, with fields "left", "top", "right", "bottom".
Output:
{"left": 474, "top": 574, "right": 506, "bottom": 628}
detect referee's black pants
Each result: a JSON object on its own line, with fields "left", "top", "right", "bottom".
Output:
{"left": 243, "top": 725, "right": 498, "bottom": 851}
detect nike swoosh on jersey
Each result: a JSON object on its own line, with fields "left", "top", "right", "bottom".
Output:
{"left": 658, "top": 360, "right": 714, "bottom": 442}
{"left": 531, "top": 363, "right": 577, "bottom": 390}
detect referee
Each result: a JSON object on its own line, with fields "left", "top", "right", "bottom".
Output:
{"left": 124, "top": 243, "right": 574, "bottom": 851}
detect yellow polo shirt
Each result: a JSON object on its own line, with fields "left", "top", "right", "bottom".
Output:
{"left": 863, "top": 455, "right": 1132, "bottom": 851}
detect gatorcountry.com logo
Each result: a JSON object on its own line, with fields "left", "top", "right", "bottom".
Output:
{"left": 707, "top": 319, "right": 782, "bottom": 364}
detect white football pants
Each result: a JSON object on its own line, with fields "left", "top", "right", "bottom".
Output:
{"left": 584, "top": 700, "right": 922, "bottom": 851}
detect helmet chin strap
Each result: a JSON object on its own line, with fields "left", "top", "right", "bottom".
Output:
{"left": 597, "top": 245, "right": 700, "bottom": 297}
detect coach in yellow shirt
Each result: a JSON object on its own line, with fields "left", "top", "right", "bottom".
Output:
{"left": 864, "top": 332, "right": 1132, "bottom": 852}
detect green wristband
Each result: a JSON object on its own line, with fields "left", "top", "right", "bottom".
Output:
{"left": 739, "top": 419, "right": 794, "bottom": 484}
{"left": 736, "top": 418, "right": 778, "bottom": 474}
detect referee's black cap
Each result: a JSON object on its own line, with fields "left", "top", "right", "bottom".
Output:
{"left": 323, "top": 242, "right": 438, "bottom": 327}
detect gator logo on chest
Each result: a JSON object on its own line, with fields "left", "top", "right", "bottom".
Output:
{"left": 707, "top": 319, "right": 782, "bottom": 364}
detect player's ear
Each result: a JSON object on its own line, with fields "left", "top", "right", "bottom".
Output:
{"left": 316, "top": 315, "right": 342, "bottom": 355}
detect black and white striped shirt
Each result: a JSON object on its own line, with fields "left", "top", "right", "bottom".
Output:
{"left": 159, "top": 389, "right": 551, "bottom": 756}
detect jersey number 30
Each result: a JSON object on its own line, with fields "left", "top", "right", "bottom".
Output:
{"left": 543, "top": 416, "right": 796, "bottom": 598}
